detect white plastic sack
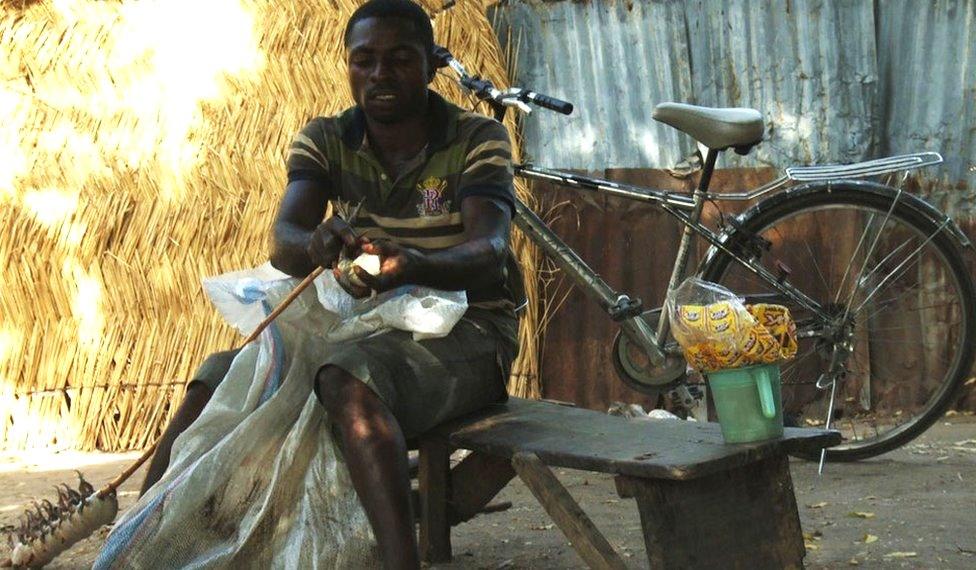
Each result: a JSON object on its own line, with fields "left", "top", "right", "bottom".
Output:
{"left": 204, "top": 262, "right": 468, "bottom": 343}
{"left": 314, "top": 271, "right": 467, "bottom": 342}
{"left": 94, "top": 265, "right": 467, "bottom": 569}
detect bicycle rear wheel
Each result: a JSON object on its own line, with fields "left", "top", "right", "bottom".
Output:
{"left": 701, "top": 181, "right": 976, "bottom": 461}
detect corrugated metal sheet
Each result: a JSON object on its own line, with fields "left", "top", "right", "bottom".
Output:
{"left": 685, "top": 0, "right": 878, "bottom": 167}
{"left": 492, "top": 0, "right": 878, "bottom": 170}
{"left": 492, "top": 0, "right": 696, "bottom": 170}
{"left": 878, "top": 0, "right": 976, "bottom": 217}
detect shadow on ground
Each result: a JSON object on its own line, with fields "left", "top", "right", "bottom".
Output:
{"left": 1, "top": 417, "right": 973, "bottom": 568}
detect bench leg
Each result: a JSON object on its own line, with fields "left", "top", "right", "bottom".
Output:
{"left": 513, "top": 452, "right": 629, "bottom": 570}
{"left": 418, "top": 437, "right": 452, "bottom": 563}
{"left": 448, "top": 451, "right": 516, "bottom": 525}
{"left": 616, "top": 454, "right": 805, "bottom": 569}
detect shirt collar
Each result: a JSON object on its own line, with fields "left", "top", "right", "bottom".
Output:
{"left": 339, "top": 90, "right": 457, "bottom": 153}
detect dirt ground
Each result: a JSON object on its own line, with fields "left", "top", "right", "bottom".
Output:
{"left": 1, "top": 415, "right": 974, "bottom": 569}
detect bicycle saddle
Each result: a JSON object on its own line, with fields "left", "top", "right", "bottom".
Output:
{"left": 653, "top": 103, "right": 764, "bottom": 152}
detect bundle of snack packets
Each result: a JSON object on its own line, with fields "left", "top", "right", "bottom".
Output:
{"left": 666, "top": 278, "right": 798, "bottom": 372}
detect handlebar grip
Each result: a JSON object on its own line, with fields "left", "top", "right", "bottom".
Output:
{"left": 528, "top": 92, "right": 574, "bottom": 115}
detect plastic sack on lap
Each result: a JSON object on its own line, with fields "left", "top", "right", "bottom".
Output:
{"left": 94, "top": 265, "right": 468, "bottom": 569}
{"left": 203, "top": 262, "right": 339, "bottom": 337}
{"left": 203, "top": 261, "right": 468, "bottom": 342}
{"left": 315, "top": 277, "right": 467, "bottom": 342}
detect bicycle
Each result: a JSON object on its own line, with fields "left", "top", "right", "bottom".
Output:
{"left": 436, "top": 47, "right": 976, "bottom": 462}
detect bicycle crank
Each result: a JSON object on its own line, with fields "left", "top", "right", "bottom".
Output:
{"left": 611, "top": 308, "right": 686, "bottom": 396}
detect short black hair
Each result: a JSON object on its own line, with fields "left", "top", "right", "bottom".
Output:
{"left": 343, "top": 0, "right": 434, "bottom": 55}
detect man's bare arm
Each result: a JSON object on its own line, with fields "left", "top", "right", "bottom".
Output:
{"left": 270, "top": 180, "right": 323, "bottom": 277}
{"left": 270, "top": 180, "right": 358, "bottom": 278}
{"left": 354, "top": 196, "right": 511, "bottom": 292}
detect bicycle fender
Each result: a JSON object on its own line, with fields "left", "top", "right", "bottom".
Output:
{"left": 700, "top": 180, "right": 972, "bottom": 273}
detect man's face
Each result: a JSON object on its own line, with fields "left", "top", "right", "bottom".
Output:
{"left": 346, "top": 17, "right": 432, "bottom": 125}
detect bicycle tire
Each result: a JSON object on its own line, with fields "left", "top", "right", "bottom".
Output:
{"left": 700, "top": 181, "right": 976, "bottom": 461}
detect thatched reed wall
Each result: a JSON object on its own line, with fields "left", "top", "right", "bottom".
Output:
{"left": 0, "top": 0, "right": 542, "bottom": 451}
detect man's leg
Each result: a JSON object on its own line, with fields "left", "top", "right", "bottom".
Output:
{"left": 316, "top": 365, "right": 419, "bottom": 570}
{"left": 139, "top": 383, "right": 213, "bottom": 496}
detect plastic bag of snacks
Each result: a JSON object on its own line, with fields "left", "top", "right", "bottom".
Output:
{"left": 666, "top": 278, "right": 798, "bottom": 372}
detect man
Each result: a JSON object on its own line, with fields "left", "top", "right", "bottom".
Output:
{"left": 143, "top": 1, "right": 520, "bottom": 566}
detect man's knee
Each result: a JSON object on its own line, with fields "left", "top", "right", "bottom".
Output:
{"left": 183, "top": 381, "right": 213, "bottom": 411}
{"left": 315, "top": 366, "right": 364, "bottom": 414}
{"left": 163, "top": 382, "right": 213, "bottom": 436}
{"left": 316, "top": 367, "right": 395, "bottom": 439}
{"left": 186, "top": 349, "right": 240, "bottom": 394}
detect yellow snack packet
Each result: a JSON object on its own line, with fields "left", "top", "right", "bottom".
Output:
{"left": 667, "top": 279, "right": 798, "bottom": 371}
{"left": 747, "top": 304, "right": 798, "bottom": 359}
{"left": 675, "top": 302, "right": 798, "bottom": 371}
{"left": 705, "top": 301, "right": 741, "bottom": 336}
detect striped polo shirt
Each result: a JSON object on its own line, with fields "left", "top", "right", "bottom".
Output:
{"left": 286, "top": 90, "right": 524, "bottom": 314}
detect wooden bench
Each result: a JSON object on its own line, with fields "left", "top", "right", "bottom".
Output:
{"left": 416, "top": 397, "right": 840, "bottom": 569}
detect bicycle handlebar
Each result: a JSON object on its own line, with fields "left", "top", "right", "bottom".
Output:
{"left": 433, "top": 45, "right": 573, "bottom": 116}
{"left": 523, "top": 91, "right": 573, "bottom": 115}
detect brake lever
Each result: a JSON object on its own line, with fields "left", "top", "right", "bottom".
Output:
{"left": 491, "top": 88, "right": 530, "bottom": 115}
{"left": 501, "top": 96, "right": 532, "bottom": 114}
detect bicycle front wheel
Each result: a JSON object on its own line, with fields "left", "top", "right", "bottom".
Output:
{"left": 701, "top": 181, "right": 976, "bottom": 461}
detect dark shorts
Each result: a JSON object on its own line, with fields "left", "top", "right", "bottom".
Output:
{"left": 315, "top": 308, "right": 517, "bottom": 438}
{"left": 186, "top": 309, "right": 517, "bottom": 438}
{"left": 186, "top": 349, "right": 242, "bottom": 393}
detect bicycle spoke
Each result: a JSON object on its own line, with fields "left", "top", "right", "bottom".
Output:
{"left": 859, "top": 287, "right": 962, "bottom": 326}
{"left": 868, "top": 320, "right": 962, "bottom": 333}
{"left": 835, "top": 212, "right": 877, "bottom": 303}
{"left": 858, "top": 284, "right": 930, "bottom": 321}
{"left": 854, "top": 222, "right": 948, "bottom": 314}
{"left": 854, "top": 249, "right": 923, "bottom": 315}
{"left": 858, "top": 338, "right": 958, "bottom": 348}
{"left": 845, "top": 237, "right": 913, "bottom": 306}
{"left": 779, "top": 346, "right": 820, "bottom": 383}
{"left": 804, "top": 240, "right": 831, "bottom": 293}
{"left": 848, "top": 417, "right": 859, "bottom": 441}
{"left": 840, "top": 194, "right": 902, "bottom": 319}
{"left": 859, "top": 289, "right": 925, "bottom": 323}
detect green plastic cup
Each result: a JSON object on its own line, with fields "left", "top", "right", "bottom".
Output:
{"left": 706, "top": 363, "right": 784, "bottom": 443}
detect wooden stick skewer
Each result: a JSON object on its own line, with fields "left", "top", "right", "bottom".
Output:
{"left": 240, "top": 266, "right": 326, "bottom": 345}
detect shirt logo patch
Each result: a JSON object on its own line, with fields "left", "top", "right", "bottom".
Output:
{"left": 416, "top": 177, "right": 451, "bottom": 216}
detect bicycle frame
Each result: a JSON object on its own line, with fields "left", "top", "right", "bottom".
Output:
{"left": 441, "top": 47, "right": 953, "bottom": 372}
{"left": 511, "top": 149, "right": 948, "bottom": 364}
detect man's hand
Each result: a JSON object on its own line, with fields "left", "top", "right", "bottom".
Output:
{"left": 333, "top": 252, "right": 373, "bottom": 299}
{"left": 353, "top": 240, "right": 425, "bottom": 292}
{"left": 306, "top": 216, "right": 363, "bottom": 269}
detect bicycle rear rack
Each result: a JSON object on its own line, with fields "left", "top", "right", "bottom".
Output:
{"left": 785, "top": 152, "right": 943, "bottom": 182}
{"left": 705, "top": 152, "right": 943, "bottom": 202}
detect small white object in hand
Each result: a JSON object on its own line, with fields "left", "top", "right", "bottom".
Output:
{"left": 337, "top": 253, "right": 381, "bottom": 289}
{"left": 353, "top": 253, "right": 381, "bottom": 276}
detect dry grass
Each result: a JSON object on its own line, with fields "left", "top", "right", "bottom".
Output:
{"left": 0, "top": 0, "right": 541, "bottom": 450}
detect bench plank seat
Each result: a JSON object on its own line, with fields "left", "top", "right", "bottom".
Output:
{"left": 420, "top": 397, "right": 841, "bottom": 568}
{"left": 432, "top": 397, "right": 840, "bottom": 480}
